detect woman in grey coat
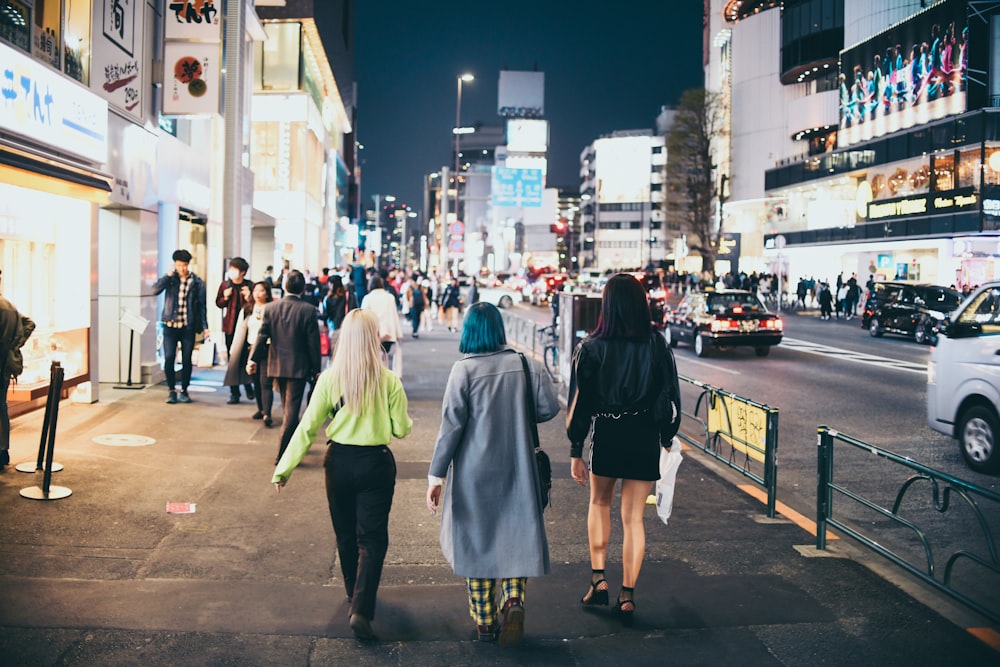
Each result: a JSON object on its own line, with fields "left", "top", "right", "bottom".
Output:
{"left": 426, "top": 303, "right": 559, "bottom": 646}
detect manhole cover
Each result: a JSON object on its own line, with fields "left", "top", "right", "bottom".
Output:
{"left": 92, "top": 434, "right": 157, "bottom": 447}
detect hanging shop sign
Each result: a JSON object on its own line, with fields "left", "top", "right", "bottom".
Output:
{"left": 162, "top": 1, "right": 221, "bottom": 117}
{"left": 91, "top": 0, "right": 145, "bottom": 119}
{"left": 0, "top": 42, "right": 108, "bottom": 164}
{"left": 716, "top": 232, "right": 741, "bottom": 261}
{"left": 866, "top": 187, "right": 977, "bottom": 222}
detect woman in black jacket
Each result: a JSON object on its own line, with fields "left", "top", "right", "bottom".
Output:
{"left": 566, "top": 273, "right": 681, "bottom": 625}
{"left": 322, "top": 275, "right": 357, "bottom": 356}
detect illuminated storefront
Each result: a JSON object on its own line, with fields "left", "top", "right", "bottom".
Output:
{"left": 761, "top": 0, "right": 1000, "bottom": 291}
{"left": 0, "top": 41, "right": 110, "bottom": 413}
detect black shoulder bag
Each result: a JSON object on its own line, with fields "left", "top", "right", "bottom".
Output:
{"left": 518, "top": 353, "right": 552, "bottom": 509}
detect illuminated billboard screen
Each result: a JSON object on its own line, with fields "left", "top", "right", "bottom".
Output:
{"left": 506, "top": 119, "right": 548, "bottom": 153}
{"left": 595, "top": 136, "right": 656, "bottom": 204}
{"left": 838, "top": 0, "right": 967, "bottom": 147}
{"left": 498, "top": 70, "right": 544, "bottom": 118}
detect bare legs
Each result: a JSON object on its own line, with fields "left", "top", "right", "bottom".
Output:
{"left": 587, "top": 473, "right": 654, "bottom": 587}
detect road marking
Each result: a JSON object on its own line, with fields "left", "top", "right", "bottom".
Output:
{"left": 780, "top": 337, "right": 927, "bottom": 375}
{"left": 682, "top": 358, "right": 741, "bottom": 375}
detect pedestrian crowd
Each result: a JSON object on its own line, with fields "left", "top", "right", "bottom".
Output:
{"left": 147, "top": 255, "right": 683, "bottom": 646}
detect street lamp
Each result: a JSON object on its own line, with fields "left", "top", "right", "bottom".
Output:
{"left": 452, "top": 73, "right": 474, "bottom": 274}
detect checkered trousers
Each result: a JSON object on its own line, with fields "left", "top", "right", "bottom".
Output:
{"left": 465, "top": 577, "right": 526, "bottom": 627}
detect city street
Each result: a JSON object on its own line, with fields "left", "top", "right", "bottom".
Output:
{"left": 1, "top": 317, "right": 998, "bottom": 666}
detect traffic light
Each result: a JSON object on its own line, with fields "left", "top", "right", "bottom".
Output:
{"left": 549, "top": 220, "right": 567, "bottom": 234}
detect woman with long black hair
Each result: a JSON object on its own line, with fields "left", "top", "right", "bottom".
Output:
{"left": 566, "top": 273, "right": 681, "bottom": 625}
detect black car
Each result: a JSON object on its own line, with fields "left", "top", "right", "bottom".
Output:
{"left": 631, "top": 271, "right": 667, "bottom": 329}
{"left": 863, "top": 282, "right": 962, "bottom": 344}
{"left": 664, "top": 289, "right": 783, "bottom": 357}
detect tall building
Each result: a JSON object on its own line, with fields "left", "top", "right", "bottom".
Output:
{"left": 253, "top": 1, "right": 353, "bottom": 274}
{"left": 580, "top": 130, "right": 667, "bottom": 272}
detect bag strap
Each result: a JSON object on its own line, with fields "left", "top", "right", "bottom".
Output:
{"left": 518, "top": 353, "right": 541, "bottom": 452}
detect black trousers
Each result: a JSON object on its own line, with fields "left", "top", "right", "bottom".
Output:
{"left": 275, "top": 377, "right": 307, "bottom": 461}
{"left": 324, "top": 443, "right": 396, "bottom": 620}
{"left": 162, "top": 325, "right": 195, "bottom": 391}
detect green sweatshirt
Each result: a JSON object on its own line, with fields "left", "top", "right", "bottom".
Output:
{"left": 272, "top": 367, "right": 413, "bottom": 484}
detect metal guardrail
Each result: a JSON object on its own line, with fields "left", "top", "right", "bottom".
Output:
{"left": 501, "top": 312, "right": 541, "bottom": 359}
{"left": 816, "top": 425, "right": 1000, "bottom": 624}
{"left": 677, "top": 375, "right": 779, "bottom": 518}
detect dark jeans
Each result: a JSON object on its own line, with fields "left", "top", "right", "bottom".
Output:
{"left": 324, "top": 443, "right": 397, "bottom": 620}
{"left": 409, "top": 306, "right": 423, "bottom": 334}
{"left": 252, "top": 364, "right": 274, "bottom": 418}
{"left": 276, "top": 377, "right": 307, "bottom": 461}
{"left": 162, "top": 325, "right": 195, "bottom": 391}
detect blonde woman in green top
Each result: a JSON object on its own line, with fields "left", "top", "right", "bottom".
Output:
{"left": 273, "top": 309, "right": 413, "bottom": 640}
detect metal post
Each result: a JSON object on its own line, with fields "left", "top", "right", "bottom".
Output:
{"left": 763, "top": 408, "right": 779, "bottom": 519}
{"left": 816, "top": 425, "right": 831, "bottom": 550}
{"left": 20, "top": 362, "right": 71, "bottom": 500}
{"left": 15, "top": 361, "right": 62, "bottom": 473}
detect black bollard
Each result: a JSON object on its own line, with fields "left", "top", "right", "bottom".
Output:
{"left": 20, "top": 361, "right": 72, "bottom": 501}
{"left": 15, "top": 361, "right": 64, "bottom": 474}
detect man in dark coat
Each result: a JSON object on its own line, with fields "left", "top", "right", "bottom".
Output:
{"left": 249, "top": 270, "right": 321, "bottom": 463}
{"left": 153, "top": 249, "right": 209, "bottom": 404}
{"left": 0, "top": 280, "right": 34, "bottom": 468}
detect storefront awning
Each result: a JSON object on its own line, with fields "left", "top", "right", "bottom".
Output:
{"left": 0, "top": 143, "right": 112, "bottom": 205}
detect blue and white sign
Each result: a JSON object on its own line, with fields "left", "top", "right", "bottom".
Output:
{"left": 491, "top": 167, "right": 543, "bottom": 208}
{"left": 0, "top": 42, "right": 108, "bottom": 164}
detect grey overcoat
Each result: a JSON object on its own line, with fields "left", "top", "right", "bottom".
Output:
{"left": 429, "top": 348, "right": 560, "bottom": 578}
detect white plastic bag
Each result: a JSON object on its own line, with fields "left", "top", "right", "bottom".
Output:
{"left": 655, "top": 438, "right": 683, "bottom": 525}
{"left": 390, "top": 342, "right": 403, "bottom": 378}
{"left": 196, "top": 337, "right": 217, "bottom": 368}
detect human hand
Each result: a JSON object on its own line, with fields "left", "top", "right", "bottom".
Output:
{"left": 274, "top": 480, "right": 285, "bottom": 493}
{"left": 571, "top": 457, "right": 588, "bottom": 487}
{"left": 240, "top": 285, "right": 251, "bottom": 299}
{"left": 224, "top": 286, "right": 233, "bottom": 299}
{"left": 246, "top": 361, "right": 257, "bottom": 374}
{"left": 426, "top": 485, "right": 442, "bottom": 514}
{"left": 203, "top": 329, "right": 211, "bottom": 339}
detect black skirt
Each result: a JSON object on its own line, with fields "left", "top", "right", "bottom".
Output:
{"left": 589, "top": 411, "right": 660, "bottom": 481}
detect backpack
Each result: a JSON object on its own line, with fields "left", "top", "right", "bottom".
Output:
{"left": 410, "top": 285, "right": 425, "bottom": 308}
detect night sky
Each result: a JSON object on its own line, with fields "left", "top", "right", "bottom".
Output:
{"left": 354, "top": 1, "right": 705, "bottom": 211}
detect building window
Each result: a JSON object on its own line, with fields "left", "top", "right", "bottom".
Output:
{"left": 931, "top": 153, "right": 955, "bottom": 192}
{"left": 32, "top": 0, "right": 60, "bottom": 68}
{"left": 255, "top": 22, "right": 302, "bottom": 92}
{"left": 63, "top": 0, "right": 89, "bottom": 84}
{"left": 962, "top": 148, "right": 984, "bottom": 188}
{"left": 1, "top": 0, "right": 31, "bottom": 53}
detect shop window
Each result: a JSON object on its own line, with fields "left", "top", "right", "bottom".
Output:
{"left": 0, "top": 0, "right": 31, "bottom": 52}
{"left": 32, "top": 0, "right": 60, "bottom": 69}
{"left": 958, "top": 149, "right": 982, "bottom": 189}
{"left": 63, "top": 0, "right": 89, "bottom": 84}
{"left": 931, "top": 153, "right": 955, "bottom": 192}
{"left": 256, "top": 22, "right": 302, "bottom": 92}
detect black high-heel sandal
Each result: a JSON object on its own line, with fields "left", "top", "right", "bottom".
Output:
{"left": 615, "top": 587, "right": 635, "bottom": 626}
{"left": 581, "top": 573, "right": 609, "bottom": 606}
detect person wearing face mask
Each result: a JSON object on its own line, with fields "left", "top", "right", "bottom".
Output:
{"left": 154, "top": 249, "right": 210, "bottom": 404}
{"left": 216, "top": 257, "right": 255, "bottom": 404}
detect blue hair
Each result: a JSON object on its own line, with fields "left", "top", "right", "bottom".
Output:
{"left": 459, "top": 302, "right": 507, "bottom": 353}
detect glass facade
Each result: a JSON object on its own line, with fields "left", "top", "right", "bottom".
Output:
{"left": 780, "top": 0, "right": 844, "bottom": 84}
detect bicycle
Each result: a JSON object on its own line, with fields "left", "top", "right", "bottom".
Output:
{"left": 536, "top": 324, "right": 560, "bottom": 383}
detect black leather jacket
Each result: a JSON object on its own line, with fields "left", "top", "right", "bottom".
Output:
{"left": 566, "top": 331, "right": 681, "bottom": 457}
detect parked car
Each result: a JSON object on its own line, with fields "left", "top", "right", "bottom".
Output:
{"left": 864, "top": 282, "right": 962, "bottom": 344}
{"left": 926, "top": 282, "right": 1000, "bottom": 473}
{"left": 664, "top": 289, "right": 783, "bottom": 357}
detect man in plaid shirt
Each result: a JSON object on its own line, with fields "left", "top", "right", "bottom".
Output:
{"left": 153, "top": 249, "right": 209, "bottom": 404}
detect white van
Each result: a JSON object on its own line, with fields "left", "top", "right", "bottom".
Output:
{"left": 926, "top": 282, "right": 1000, "bottom": 473}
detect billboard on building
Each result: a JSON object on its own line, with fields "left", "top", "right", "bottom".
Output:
{"left": 594, "top": 136, "right": 653, "bottom": 204}
{"left": 506, "top": 119, "right": 548, "bottom": 153}
{"left": 498, "top": 71, "right": 544, "bottom": 118}
{"left": 162, "top": 41, "right": 220, "bottom": 115}
{"left": 838, "top": 0, "right": 967, "bottom": 147}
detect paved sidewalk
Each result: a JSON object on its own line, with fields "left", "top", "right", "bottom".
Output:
{"left": 0, "top": 323, "right": 998, "bottom": 666}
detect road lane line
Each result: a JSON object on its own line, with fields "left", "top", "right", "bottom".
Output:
{"left": 780, "top": 337, "right": 927, "bottom": 375}
{"left": 680, "top": 358, "right": 741, "bottom": 375}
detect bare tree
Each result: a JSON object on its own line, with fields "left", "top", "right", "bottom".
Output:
{"left": 664, "top": 88, "right": 727, "bottom": 279}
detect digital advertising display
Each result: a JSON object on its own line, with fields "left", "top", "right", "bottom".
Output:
{"left": 594, "top": 136, "right": 656, "bottom": 204}
{"left": 838, "top": 0, "right": 967, "bottom": 147}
